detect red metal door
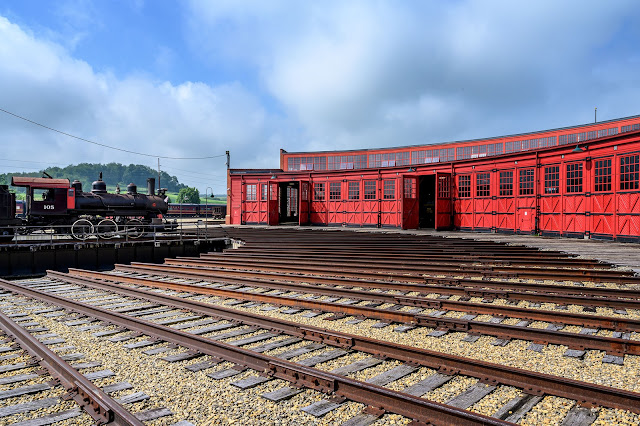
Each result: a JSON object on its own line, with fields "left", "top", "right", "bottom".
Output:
{"left": 327, "top": 181, "right": 343, "bottom": 225}
{"left": 259, "top": 183, "right": 268, "bottom": 224}
{"left": 435, "top": 173, "right": 451, "bottom": 230}
{"left": 402, "top": 177, "right": 419, "bottom": 229}
{"left": 268, "top": 182, "right": 279, "bottom": 225}
{"left": 299, "top": 181, "right": 310, "bottom": 225}
{"left": 380, "top": 178, "right": 398, "bottom": 227}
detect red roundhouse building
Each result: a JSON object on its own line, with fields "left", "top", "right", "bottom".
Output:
{"left": 227, "top": 115, "right": 640, "bottom": 242}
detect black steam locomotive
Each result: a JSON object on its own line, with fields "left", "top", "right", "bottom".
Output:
{"left": 0, "top": 174, "right": 172, "bottom": 240}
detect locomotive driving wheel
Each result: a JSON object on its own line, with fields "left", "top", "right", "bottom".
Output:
{"left": 124, "top": 219, "right": 145, "bottom": 239}
{"left": 97, "top": 219, "right": 118, "bottom": 239}
{"left": 71, "top": 219, "right": 94, "bottom": 240}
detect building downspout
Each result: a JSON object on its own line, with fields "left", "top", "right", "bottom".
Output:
{"left": 377, "top": 169, "right": 382, "bottom": 228}
{"left": 450, "top": 162, "right": 455, "bottom": 230}
{"left": 535, "top": 151, "right": 540, "bottom": 235}
{"left": 240, "top": 175, "right": 244, "bottom": 225}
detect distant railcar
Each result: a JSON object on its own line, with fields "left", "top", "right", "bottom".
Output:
{"left": 166, "top": 203, "right": 227, "bottom": 219}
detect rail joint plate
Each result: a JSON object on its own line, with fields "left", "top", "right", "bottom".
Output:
{"left": 300, "top": 327, "right": 354, "bottom": 349}
{"left": 268, "top": 361, "right": 336, "bottom": 393}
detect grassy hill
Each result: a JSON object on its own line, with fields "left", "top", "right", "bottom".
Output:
{"left": 0, "top": 163, "right": 186, "bottom": 194}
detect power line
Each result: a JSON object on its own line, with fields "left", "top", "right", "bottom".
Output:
{"left": 0, "top": 158, "right": 69, "bottom": 166}
{"left": 176, "top": 177, "right": 227, "bottom": 185}
{"left": 0, "top": 163, "right": 51, "bottom": 170}
{"left": 161, "top": 165, "right": 224, "bottom": 179}
{"left": 0, "top": 107, "right": 227, "bottom": 160}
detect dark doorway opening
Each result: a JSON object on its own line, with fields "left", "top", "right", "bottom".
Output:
{"left": 279, "top": 182, "right": 299, "bottom": 224}
{"left": 419, "top": 175, "right": 436, "bottom": 228}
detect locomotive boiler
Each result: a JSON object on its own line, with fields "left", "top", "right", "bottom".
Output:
{"left": 0, "top": 173, "right": 172, "bottom": 240}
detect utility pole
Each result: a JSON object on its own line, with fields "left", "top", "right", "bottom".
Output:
{"left": 157, "top": 158, "right": 161, "bottom": 192}
{"left": 226, "top": 151, "right": 230, "bottom": 170}
{"left": 595, "top": 107, "right": 597, "bottom": 123}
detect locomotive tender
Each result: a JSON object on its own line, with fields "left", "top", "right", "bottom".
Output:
{"left": 0, "top": 174, "right": 171, "bottom": 240}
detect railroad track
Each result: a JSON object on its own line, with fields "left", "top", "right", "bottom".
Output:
{"left": 0, "top": 227, "right": 638, "bottom": 424}
{"left": 0, "top": 296, "right": 156, "bottom": 425}
{"left": 0, "top": 267, "right": 638, "bottom": 424}
{"left": 169, "top": 250, "right": 638, "bottom": 284}
{"left": 117, "top": 259, "right": 640, "bottom": 313}
{"left": 152, "top": 254, "right": 640, "bottom": 307}
{"left": 0, "top": 277, "right": 506, "bottom": 425}
{"left": 214, "top": 248, "right": 611, "bottom": 269}
{"left": 66, "top": 266, "right": 638, "bottom": 359}
{"left": 198, "top": 251, "right": 637, "bottom": 281}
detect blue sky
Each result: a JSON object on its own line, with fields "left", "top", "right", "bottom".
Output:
{"left": 1, "top": 0, "right": 639, "bottom": 194}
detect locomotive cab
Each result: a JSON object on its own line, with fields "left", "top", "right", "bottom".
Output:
{"left": 11, "top": 177, "right": 71, "bottom": 221}
{"left": 30, "top": 188, "right": 68, "bottom": 216}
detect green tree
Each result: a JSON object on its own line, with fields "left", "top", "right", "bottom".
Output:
{"left": 0, "top": 163, "right": 189, "bottom": 194}
{"left": 177, "top": 187, "right": 200, "bottom": 204}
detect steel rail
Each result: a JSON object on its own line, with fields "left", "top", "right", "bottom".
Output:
{"left": 112, "top": 264, "right": 640, "bottom": 333}
{"left": 211, "top": 230, "right": 533, "bottom": 244}
{"left": 222, "top": 236, "right": 566, "bottom": 249}
{"left": 218, "top": 232, "right": 581, "bottom": 253}
{"left": 222, "top": 235, "right": 582, "bottom": 250}
{"left": 0, "top": 277, "right": 508, "bottom": 425}
{"left": 164, "top": 256, "right": 638, "bottom": 285}
{"left": 164, "top": 257, "right": 429, "bottom": 283}
{"left": 205, "top": 251, "right": 609, "bottom": 269}
{"left": 423, "top": 277, "right": 640, "bottom": 299}
{"left": 0, "top": 309, "right": 143, "bottom": 425}
{"left": 197, "top": 253, "right": 632, "bottom": 280}
{"left": 232, "top": 244, "right": 568, "bottom": 255}
{"left": 123, "top": 262, "right": 640, "bottom": 311}
{"left": 228, "top": 240, "right": 568, "bottom": 250}
{"left": 68, "top": 268, "right": 640, "bottom": 356}
{"left": 201, "top": 253, "right": 639, "bottom": 298}
{"left": 35, "top": 272, "right": 640, "bottom": 414}
{"left": 224, "top": 237, "right": 564, "bottom": 249}
{"left": 227, "top": 247, "right": 594, "bottom": 266}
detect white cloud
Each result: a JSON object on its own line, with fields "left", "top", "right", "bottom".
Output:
{"left": 0, "top": 16, "right": 278, "bottom": 193}
{"left": 188, "top": 0, "right": 640, "bottom": 151}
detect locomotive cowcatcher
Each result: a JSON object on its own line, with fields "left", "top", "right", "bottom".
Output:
{"left": 0, "top": 173, "right": 173, "bottom": 240}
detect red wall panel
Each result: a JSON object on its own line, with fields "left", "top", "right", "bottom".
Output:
{"left": 455, "top": 199, "right": 473, "bottom": 228}
{"left": 230, "top": 179, "right": 242, "bottom": 224}
{"left": 617, "top": 215, "right": 640, "bottom": 237}
{"left": 381, "top": 200, "right": 399, "bottom": 227}
{"left": 259, "top": 201, "right": 268, "bottom": 223}
{"left": 495, "top": 198, "right": 515, "bottom": 232}
{"left": 591, "top": 215, "right": 614, "bottom": 235}
{"left": 618, "top": 193, "right": 640, "bottom": 214}
{"left": 327, "top": 200, "right": 343, "bottom": 224}
{"left": 244, "top": 201, "right": 259, "bottom": 223}
{"left": 344, "top": 196, "right": 361, "bottom": 225}
{"left": 517, "top": 197, "right": 535, "bottom": 233}
{"left": 310, "top": 201, "right": 327, "bottom": 224}
{"left": 474, "top": 198, "right": 492, "bottom": 229}
{"left": 563, "top": 196, "right": 586, "bottom": 235}
{"left": 591, "top": 194, "right": 614, "bottom": 214}
{"left": 362, "top": 200, "right": 378, "bottom": 226}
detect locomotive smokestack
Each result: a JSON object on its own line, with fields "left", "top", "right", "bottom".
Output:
{"left": 147, "top": 178, "right": 155, "bottom": 196}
